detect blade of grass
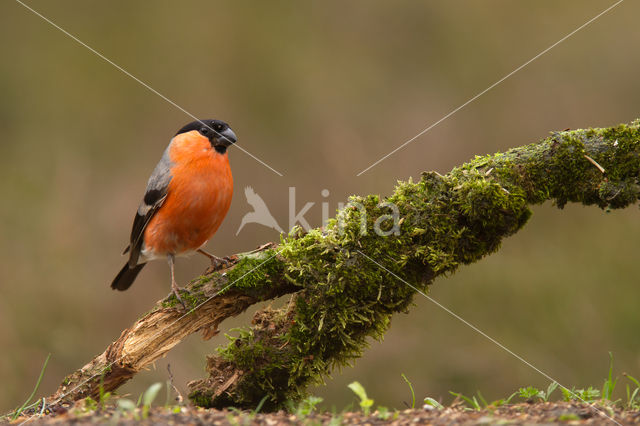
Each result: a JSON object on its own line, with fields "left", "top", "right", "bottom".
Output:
{"left": 624, "top": 373, "right": 640, "bottom": 409}
{"left": 476, "top": 390, "right": 488, "bottom": 407}
{"left": 12, "top": 353, "right": 51, "bottom": 420}
{"left": 602, "top": 352, "right": 618, "bottom": 401}
{"left": 423, "top": 397, "right": 444, "bottom": 410}
{"left": 401, "top": 374, "right": 415, "bottom": 409}
{"left": 626, "top": 385, "right": 638, "bottom": 410}
{"left": 254, "top": 395, "right": 269, "bottom": 414}
{"left": 545, "top": 382, "right": 559, "bottom": 402}
{"left": 499, "top": 391, "right": 518, "bottom": 406}
{"left": 624, "top": 373, "right": 640, "bottom": 388}
{"left": 449, "top": 391, "right": 481, "bottom": 410}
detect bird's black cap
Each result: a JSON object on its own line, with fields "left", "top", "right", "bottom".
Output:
{"left": 176, "top": 119, "right": 237, "bottom": 153}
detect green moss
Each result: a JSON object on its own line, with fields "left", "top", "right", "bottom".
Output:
{"left": 188, "top": 392, "right": 211, "bottom": 408}
{"left": 223, "top": 249, "right": 283, "bottom": 293}
{"left": 481, "top": 122, "right": 640, "bottom": 209}
{"left": 157, "top": 271, "right": 229, "bottom": 309}
{"left": 160, "top": 287, "right": 206, "bottom": 310}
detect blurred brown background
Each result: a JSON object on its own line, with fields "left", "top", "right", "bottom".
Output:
{"left": 1, "top": 0, "right": 639, "bottom": 413}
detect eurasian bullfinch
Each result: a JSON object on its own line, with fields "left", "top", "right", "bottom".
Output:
{"left": 111, "top": 119, "right": 236, "bottom": 306}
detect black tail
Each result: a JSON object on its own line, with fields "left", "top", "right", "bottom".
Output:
{"left": 111, "top": 262, "right": 146, "bottom": 291}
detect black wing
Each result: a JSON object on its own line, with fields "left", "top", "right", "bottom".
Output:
{"left": 125, "top": 146, "right": 173, "bottom": 267}
{"left": 126, "top": 192, "right": 167, "bottom": 266}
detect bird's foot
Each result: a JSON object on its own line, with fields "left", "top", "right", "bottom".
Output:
{"left": 197, "top": 249, "right": 235, "bottom": 273}
{"left": 212, "top": 255, "right": 233, "bottom": 269}
{"left": 170, "top": 287, "right": 191, "bottom": 311}
{"left": 204, "top": 255, "right": 234, "bottom": 274}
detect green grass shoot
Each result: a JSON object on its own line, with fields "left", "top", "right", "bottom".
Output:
{"left": 11, "top": 353, "right": 51, "bottom": 420}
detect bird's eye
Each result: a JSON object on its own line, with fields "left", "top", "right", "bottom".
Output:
{"left": 214, "top": 123, "right": 224, "bottom": 132}
{"left": 200, "top": 127, "right": 210, "bottom": 135}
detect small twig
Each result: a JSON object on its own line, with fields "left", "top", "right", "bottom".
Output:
{"left": 166, "top": 364, "right": 184, "bottom": 405}
{"left": 584, "top": 154, "right": 605, "bottom": 174}
{"left": 213, "top": 371, "right": 239, "bottom": 398}
{"left": 606, "top": 188, "right": 622, "bottom": 201}
{"left": 278, "top": 340, "right": 290, "bottom": 350}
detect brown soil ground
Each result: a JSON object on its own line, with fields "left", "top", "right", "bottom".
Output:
{"left": 7, "top": 402, "right": 640, "bottom": 425}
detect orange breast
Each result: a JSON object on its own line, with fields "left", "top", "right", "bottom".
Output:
{"left": 143, "top": 132, "right": 233, "bottom": 255}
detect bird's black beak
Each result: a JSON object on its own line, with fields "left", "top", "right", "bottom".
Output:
{"left": 215, "top": 127, "right": 237, "bottom": 147}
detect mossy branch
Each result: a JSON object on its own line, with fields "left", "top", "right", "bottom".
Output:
{"left": 48, "top": 119, "right": 640, "bottom": 412}
{"left": 188, "top": 119, "right": 640, "bottom": 410}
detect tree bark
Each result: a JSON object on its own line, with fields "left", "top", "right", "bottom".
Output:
{"left": 48, "top": 120, "right": 640, "bottom": 411}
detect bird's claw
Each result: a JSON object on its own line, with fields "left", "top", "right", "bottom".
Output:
{"left": 205, "top": 256, "right": 234, "bottom": 274}
{"left": 171, "top": 288, "right": 191, "bottom": 311}
{"left": 213, "top": 256, "right": 233, "bottom": 269}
